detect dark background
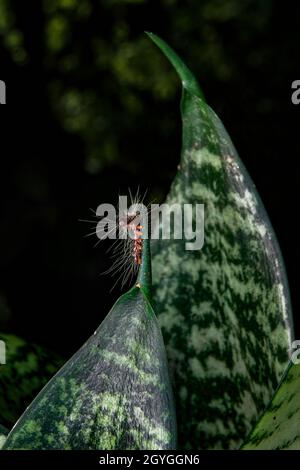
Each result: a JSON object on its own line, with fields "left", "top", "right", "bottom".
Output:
{"left": 0, "top": 0, "right": 299, "bottom": 357}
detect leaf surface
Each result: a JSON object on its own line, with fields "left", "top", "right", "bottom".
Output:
{"left": 149, "top": 33, "right": 293, "bottom": 449}
{"left": 0, "top": 333, "right": 63, "bottom": 428}
{"left": 3, "top": 240, "right": 176, "bottom": 450}
{"left": 242, "top": 361, "right": 300, "bottom": 449}
{"left": 0, "top": 424, "right": 8, "bottom": 450}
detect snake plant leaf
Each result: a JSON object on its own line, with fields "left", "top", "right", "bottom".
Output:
{"left": 0, "top": 333, "right": 63, "bottom": 429}
{"left": 241, "top": 361, "right": 300, "bottom": 449}
{"left": 3, "top": 241, "right": 176, "bottom": 450}
{"left": 0, "top": 424, "right": 8, "bottom": 450}
{"left": 148, "top": 33, "right": 293, "bottom": 450}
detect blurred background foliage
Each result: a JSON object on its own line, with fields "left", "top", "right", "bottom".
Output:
{"left": 0, "top": 0, "right": 299, "bottom": 356}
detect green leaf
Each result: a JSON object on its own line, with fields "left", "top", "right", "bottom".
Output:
{"left": 145, "top": 32, "right": 205, "bottom": 101}
{"left": 241, "top": 361, "right": 300, "bottom": 449}
{"left": 149, "top": 33, "right": 293, "bottom": 449}
{"left": 0, "top": 333, "right": 63, "bottom": 429}
{"left": 137, "top": 237, "right": 152, "bottom": 302}
{"left": 3, "top": 245, "right": 176, "bottom": 450}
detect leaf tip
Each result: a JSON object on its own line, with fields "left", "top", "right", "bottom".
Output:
{"left": 145, "top": 31, "right": 205, "bottom": 101}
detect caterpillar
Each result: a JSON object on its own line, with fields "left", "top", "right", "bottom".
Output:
{"left": 107, "top": 190, "right": 148, "bottom": 289}
{"left": 133, "top": 221, "right": 143, "bottom": 266}
{"left": 81, "top": 189, "right": 149, "bottom": 290}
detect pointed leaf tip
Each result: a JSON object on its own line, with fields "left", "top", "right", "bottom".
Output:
{"left": 145, "top": 32, "right": 205, "bottom": 101}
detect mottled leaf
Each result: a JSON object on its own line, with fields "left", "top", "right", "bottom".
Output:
{"left": 241, "top": 361, "right": 300, "bottom": 449}
{"left": 0, "top": 333, "right": 63, "bottom": 428}
{"left": 148, "top": 33, "right": 293, "bottom": 449}
{"left": 0, "top": 424, "right": 8, "bottom": 450}
{"left": 3, "top": 241, "right": 176, "bottom": 450}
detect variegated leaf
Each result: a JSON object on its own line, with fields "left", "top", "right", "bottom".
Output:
{"left": 0, "top": 333, "right": 63, "bottom": 429}
{"left": 3, "top": 241, "right": 176, "bottom": 450}
{"left": 242, "top": 361, "right": 300, "bottom": 449}
{"left": 0, "top": 424, "right": 8, "bottom": 450}
{"left": 148, "top": 33, "right": 293, "bottom": 450}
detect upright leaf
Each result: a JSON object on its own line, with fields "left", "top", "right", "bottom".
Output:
{"left": 148, "top": 33, "right": 293, "bottom": 449}
{"left": 3, "top": 239, "right": 176, "bottom": 450}
{"left": 0, "top": 424, "right": 8, "bottom": 450}
{"left": 241, "top": 361, "right": 300, "bottom": 449}
{"left": 0, "top": 333, "right": 63, "bottom": 428}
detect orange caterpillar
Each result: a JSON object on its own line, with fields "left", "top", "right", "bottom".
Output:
{"left": 82, "top": 190, "right": 148, "bottom": 290}
{"left": 126, "top": 211, "right": 143, "bottom": 266}
{"left": 133, "top": 222, "right": 143, "bottom": 266}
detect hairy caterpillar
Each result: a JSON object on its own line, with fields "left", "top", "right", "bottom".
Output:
{"left": 81, "top": 189, "right": 150, "bottom": 290}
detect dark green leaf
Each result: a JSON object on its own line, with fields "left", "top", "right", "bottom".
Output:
{"left": 149, "top": 33, "right": 293, "bottom": 449}
{"left": 241, "top": 361, "right": 300, "bottom": 449}
{"left": 3, "top": 242, "right": 176, "bottom": 450}
{"left": 0, "top": 333, "right": 63, "bottom": 429}
{"left": 0, "top": 424, "right": 8, "bottom": 449}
